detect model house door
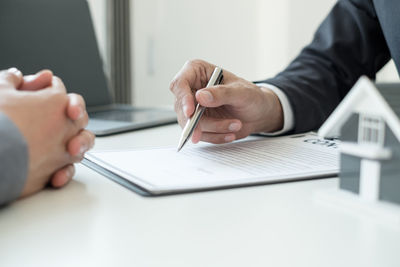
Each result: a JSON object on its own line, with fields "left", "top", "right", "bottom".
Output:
{"left": 358, "top": 114, "right": 385, "bottom": 201}
{"left": 359, "top": 159, "right": 381, "bottom": 201}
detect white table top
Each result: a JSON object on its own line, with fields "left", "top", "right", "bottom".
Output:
{"left": 1, "top": 124, "right": 399, "bottom": 267}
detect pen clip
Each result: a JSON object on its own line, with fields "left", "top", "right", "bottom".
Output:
{"left": 215, "top": 71, "right": 224, "bottom": 85}
{"left": 216, "top": 73, "right": 223, "bottom": 85}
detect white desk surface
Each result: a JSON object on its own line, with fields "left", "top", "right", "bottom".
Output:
{"left": 1, "top": 124, "right": 399, "bottom": 267}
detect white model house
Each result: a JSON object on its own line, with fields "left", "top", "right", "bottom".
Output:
{"left": 318, "top": 76, "right": 400, "bottom": 204}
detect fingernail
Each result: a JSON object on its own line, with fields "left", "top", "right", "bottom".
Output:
{"left": 79, "top": 145, "right": 89, "bottom": 155}
{"left": 229, "top": 122, "right": 241, "bottom": 132}
{"left": 68, "top": 165, "right": 75, "bottom": 177}
{"left": 8, "top": 67, "right": 19, "bottom": 73}
{"left": 23, "top": 74, "right": 37, "bottom": 83}
{"left": 77, "top": 106, "right": 84, "bottom": 120}
{"left": 225, "top": 135, "right": 235, "bottom": 142}
{"left": 183, "top": 104, "right": 189, "bottom": 117}
{"left": 198, "top": 91, "right": 213, "bottom": 103}
{"left": 7, "top": 67, "right": 22, "bottom": 76}
{"left": 37, "top": 69, "right": 52, "bottom": 75}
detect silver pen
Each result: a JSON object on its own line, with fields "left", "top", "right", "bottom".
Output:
{"left": 177, "top": 67, "right": 224, "bottom": 152}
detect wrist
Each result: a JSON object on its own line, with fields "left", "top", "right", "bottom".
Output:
{"left": 258, "top": 86, "right": 284, "bottom": 133}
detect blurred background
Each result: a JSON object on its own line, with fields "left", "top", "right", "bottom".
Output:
{"left": 87, "top": 0, "right": 398, "bottom": 107}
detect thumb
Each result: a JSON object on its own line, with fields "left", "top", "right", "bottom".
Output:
{"left": 19, "top": 69, "right": 53, "bottom": 91}
{"left": 195, "top": 83, "right": 246, "bottom": 108}
{"left": 0, "top": 68, "right": 23, "bottom": 89}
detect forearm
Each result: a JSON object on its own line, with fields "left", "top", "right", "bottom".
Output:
{"left": 260, "top": 0, "right": 391, "bottom": 133}
{"left": 0, "top": 113, "right": 28, "bottom": 206}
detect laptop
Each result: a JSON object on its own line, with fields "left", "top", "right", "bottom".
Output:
{"left": 0, "top": 0, "right": 177, "bottom": 136}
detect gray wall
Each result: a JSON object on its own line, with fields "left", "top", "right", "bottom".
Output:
{"left": 340, "top": 113, "right": 361, "bottom": 193}
{"left": 380, "top": 125, "right": 400, "bottom": 204}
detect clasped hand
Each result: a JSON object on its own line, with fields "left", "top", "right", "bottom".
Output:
{"left": 0, "top": 68, "right": 95, "bottom": 198}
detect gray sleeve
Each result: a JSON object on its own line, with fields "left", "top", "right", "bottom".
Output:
{"left": 0, "top": 112, "right": 28, "bottom": 206}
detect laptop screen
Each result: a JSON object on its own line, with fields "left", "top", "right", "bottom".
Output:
{"left": 0, "top": 0, "right": 112, "bottom": 107}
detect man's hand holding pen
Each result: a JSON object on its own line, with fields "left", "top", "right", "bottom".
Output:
{"left": 170, "top": 59, "right": 284, "bottom": 146}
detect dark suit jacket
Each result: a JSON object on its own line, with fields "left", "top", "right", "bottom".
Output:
{"left": 262, "top": 0, "right": 398, "bottom": 133}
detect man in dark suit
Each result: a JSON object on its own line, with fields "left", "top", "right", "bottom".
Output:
{"left": 170, "top": 0, "right": 397, "bottom": 144}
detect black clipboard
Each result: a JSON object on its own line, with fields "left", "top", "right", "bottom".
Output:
{"left": 82, "top": 158, "right": 151, "bottom": 196}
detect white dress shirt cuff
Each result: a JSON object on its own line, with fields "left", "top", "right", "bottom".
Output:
{"left": 256, "top": 83, "right": 295, "bottom": 136}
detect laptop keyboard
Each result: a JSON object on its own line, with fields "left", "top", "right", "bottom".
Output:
{"left": 90, "top": 110, "right": 134, "bottom": 121}
{"left": 89, "top": 109, "right": 176, "bottom": 122}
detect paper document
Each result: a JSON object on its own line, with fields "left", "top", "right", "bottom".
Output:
{"left": 84, "top": 133, "right": 339, "bottom": 195}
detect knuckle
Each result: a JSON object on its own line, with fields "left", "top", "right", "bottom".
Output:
{"left": 89, "top": 132, "right": 96, "bottom": 147}
{"left": 69, "top": 92, "right": 84, "bottom": 102}
{"left": 49, "top": 90, "right": 67, "bottom": 103}
{"left": 184, "top": 59, "right": 204, "bottom": 75}
{"left": 202, "top": 134, "right": 223, "bottom": 145}
{"left": 78, "top": 94, "right": 86, "bottom": 106}
{"left": 53, "top": 76, "right": 62, "bottom": 83}
{"left": 72, "top": 154, "right": 84, "bottom": 163}
{"left": 218, "top": 85, "right": 231, "bottom": 98}
{"left": 210, "top": 138, "right": 223, "bottom": 145}
{"left": 85, "top": 129, "right": 94, "bottom": 139}
{"left": 218, "top": 84, "right": 229, "bottom": 92}
{"left": 185, "top": 59, "right": 195, "bottom": 67}
{"left": 5, "top": 72, "right": 17, "bottom": 81}
{"left": 169, "top": 78, "right": 178, "bottom": 93}
{"left": 81, "top": 112, "right": 89, "bottom": 127}
{"left": 76, "top": 95, "right": 88, "bottom": 111}
{"left": 176, "top": 115, "right": 186, "bottom": 128}
{"left": 84, "top": 129, "right": 94, "bottom": 139}
{"left": 187, "top": 59, "right": 204, "bottom": 67}
{"left": 174, "top": 99, "right": 180, "bottom": 112}
{"left": 6, "top": 67, "right": 22, "bottom": 77}
{"left": 69, "top": 165, "right": 76, "bottom": 177}
{"left": 56, "top": 90, "right": 68, "bottom": 100}
{"left": 0, "top": 68, "right": 22, "bottom": 87}
{"left": 220, "top": 121, "right": 230, "bottom": 133}
{"left": 53, "top": 76, "right": 67, "bottom": 89}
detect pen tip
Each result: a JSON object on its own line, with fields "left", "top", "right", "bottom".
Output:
{"left": 177, "top": 141, "right": 185, "bottom": 152}
{"left": 177, "top": 137, "right": 186, "bottom": 152}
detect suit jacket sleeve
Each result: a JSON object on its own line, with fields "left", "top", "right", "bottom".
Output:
{"left": 0, "top": 112, "right": 28, "bottom": 206}
{"left": 261, "top": 0, "right": 391, "bottom": 133}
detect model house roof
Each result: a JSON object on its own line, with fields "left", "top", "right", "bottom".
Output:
{"left": 378, "top": 83, "right": 400, "bottom": 119}
{"left": 318, "top": 76, "right": 400, "bottom": 140}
